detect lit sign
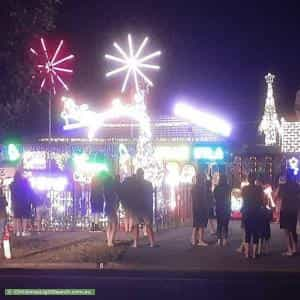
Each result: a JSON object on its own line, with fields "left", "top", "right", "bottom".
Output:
{"left": 29, "top": 176, "right": 68, "bottom": 191}
{"left": 72, "top": 153, "right": 109, "bottom": 183}
{"left": 23, "top": 151, "right": 47, "bottom": 170}
{"left": 193, "top": 146, "right": 224, "bottom": 161}
{"left": 154, "top": 145, "right": 190, "bottom": 161}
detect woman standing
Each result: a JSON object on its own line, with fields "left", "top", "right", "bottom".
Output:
{"left": 191, "top": 173, "right": 210, "bottom": 246}
{"left": 10, "top": 170, "right": 32, "bottom": 237}
{"left": 241, "top": 174, "right": 264, "bottom": 259}
{"left": 213, "top": 174, "right": 231, "bottom": 246}
{"left": 279, "top": 170, "right": 300, "bottom": 256}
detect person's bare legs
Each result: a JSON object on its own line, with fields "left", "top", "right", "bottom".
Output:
{"left": 253, "top": 242, "right": 258, "bottom": 259}
{"left": 191, "top": 227, "right": 199, "bottom": 245}
{"left": 198, "top": 227, "right": 208, "bottom": 246}
{"left": 257, "top": 239, "right": 263, "bottom": 256}
{"left": 106, "top": 223, "right": 112, "bottom": 246}
{"left": 132, "top": 224, "right": 139, "bottom": 248}
{"left": 283, "top": 229, "right": 293, "bottom": 255}
{"left": 111, "top": 219, "right": 117, "bottom": 245}
{"left": 208, "top": 218, "right": 216, "bottom": 234}
{"left": 129, "top": 217, "right": 133, "bottom": 233}
{"left": 146, "top": 224, "right": 155, "bottom": 247}
{"left": 14, "top": 218, "right": 21, "bottom": 236}
{"left": 290, "top": 232, "right": 297, "bottom": 254}
{"left": 244, "top": 242, "right": 249, "bottom": 258}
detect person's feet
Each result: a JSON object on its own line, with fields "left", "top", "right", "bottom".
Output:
{"left": 282, "top": 251, "right": 293, "bottom": 257}
{"left": 191, "top": 239, "right": 197, "bottom": 246}
{"left": 236, "top": 245, "right": 244, "bottom": 253}
{"left": 132, "top": 241, "right": 138, "bottom": 248}
{"left": 217, "top": 239, "right": 222, "bottom": 246}
{"left": 197, "top": 240, "right": 208, "bottom": 247}
{"left": 223, "top": 239, "right": 228, "bottom": 246}
{"left": 16, "top": 232, "right": 21, "bottom": 237}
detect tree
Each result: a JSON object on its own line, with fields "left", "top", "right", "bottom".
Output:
{"left": 0, "top": 0, "right": 61, "bottom": 139}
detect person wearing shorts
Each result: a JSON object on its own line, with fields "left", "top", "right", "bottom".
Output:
{"left": 279, "top": 170, "right": 300, "bottom": 256}
{"left": 131, "top": 169, "right": 155, "bottom": 248}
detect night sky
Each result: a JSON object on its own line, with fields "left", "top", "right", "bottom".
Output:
{"left": 9, "top": 1, "right": 300, "bottom": 141}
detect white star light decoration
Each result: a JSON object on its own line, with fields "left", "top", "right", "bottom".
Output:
{"left": 30, "top": 38, "right": 74, "bottom": 95}
{"left": 105, "top": 34, "right": 161, "bottom": 94}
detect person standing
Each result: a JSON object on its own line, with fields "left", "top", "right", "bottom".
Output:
{"left": 121, "top": 175, "right": 135, "bottom": 233}
{"left": 273, "top": 176, "right": 285, "bottom": 223}
{"left": 191, "top": 173, "right": 209, "bottom": 246}
{"left": 279, "top": 170, "right": 300, "bottom": 256}
{"left": 34, "top": 193, "right": 50, "bottom": 233}
{"left": 207, "top": 176, "right": 216, "bottom": 235}
{"left": 0, "top": 182, "right": 8, "bottom": 249}
{"left": 131, "top": 168, "right": 155, "bottom": 248}
{"left": 90, "top": 175, "right": 105, "bottom": 232}
{"left": 10, "top": 170, "right": 32, "bottom": 237}
{"left": 103, "top": 173, "right": 119, "bottom": 247}
{"left": 213, "top": 174, "right": 231, "bottom": 246}
{"left": 241, "top": 173, "right": 264, "bottom": 259}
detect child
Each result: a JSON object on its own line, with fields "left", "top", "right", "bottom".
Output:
{"left": 0, "top": 184, "right": 8, "bottom": 249}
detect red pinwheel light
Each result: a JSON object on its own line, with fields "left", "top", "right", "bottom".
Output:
{"left": 30, "top": 38, "right": 74, "bottom": 95}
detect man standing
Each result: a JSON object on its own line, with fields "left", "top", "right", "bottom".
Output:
{"left": 132, "top": 168, "right": 156, "bottom": 248}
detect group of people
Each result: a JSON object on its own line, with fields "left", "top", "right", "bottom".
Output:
{"left": 191, "top": 170, "right": 300, "bottom": 259}
{"left": 191, "top": 172, "right": 232, "bottom": 247}
{"left": 90, "top": 168, "right": 156, "bottom": 248}
{"left": 1, "top": 166, "right": 299, "bottom": 257}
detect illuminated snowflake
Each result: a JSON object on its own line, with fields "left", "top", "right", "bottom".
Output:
{"left": 105, "top": 34, "right": 161, "bottom": 94}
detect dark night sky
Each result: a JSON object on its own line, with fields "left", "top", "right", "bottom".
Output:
{"left": 8, "top": 1, "right": 300, "bottom": 140}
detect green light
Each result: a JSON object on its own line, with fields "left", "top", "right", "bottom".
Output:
{"left": 73, "top": 152, "right": 109, "bottom": 174}
{"left": 8, "top": 144, "right": 21, "bottom": 161}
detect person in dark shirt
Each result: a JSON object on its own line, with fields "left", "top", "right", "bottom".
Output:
{"left": 241, "top": 173, "right": 264, "bottom": 258}
{"left": 131, "top": 168, "right": 155, "bottom": 248}
{"left": 214, "top": 174, "right": 231, "bottom": 246}
{"left": 191, "top": 172, "right": 209, "bottom": 246}
{"left": 121, "top": 175, "right": 136, "bottom": 232}
{"left": 279, "top": 170, "right": 300, "bottom": 256}
{"left": 10, "top": 170, "right": 32, "bottom": 237}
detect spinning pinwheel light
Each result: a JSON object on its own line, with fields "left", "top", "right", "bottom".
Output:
{"left": 30, "top": 38, "right": 74, "bottom": 139}
{"left": 30, "top": 38, "right": 74, "bottom": 95}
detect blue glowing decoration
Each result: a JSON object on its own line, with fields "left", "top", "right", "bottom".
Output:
{"left": 288, "top": 157, "right": 299, "bottom": 175}
{"left": 193, "top": 146, "right": 224, "bottom": 161}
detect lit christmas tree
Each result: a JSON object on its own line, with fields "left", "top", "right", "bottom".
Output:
{"left": 259, "top": 73, "right": 281, "bottom": 145}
